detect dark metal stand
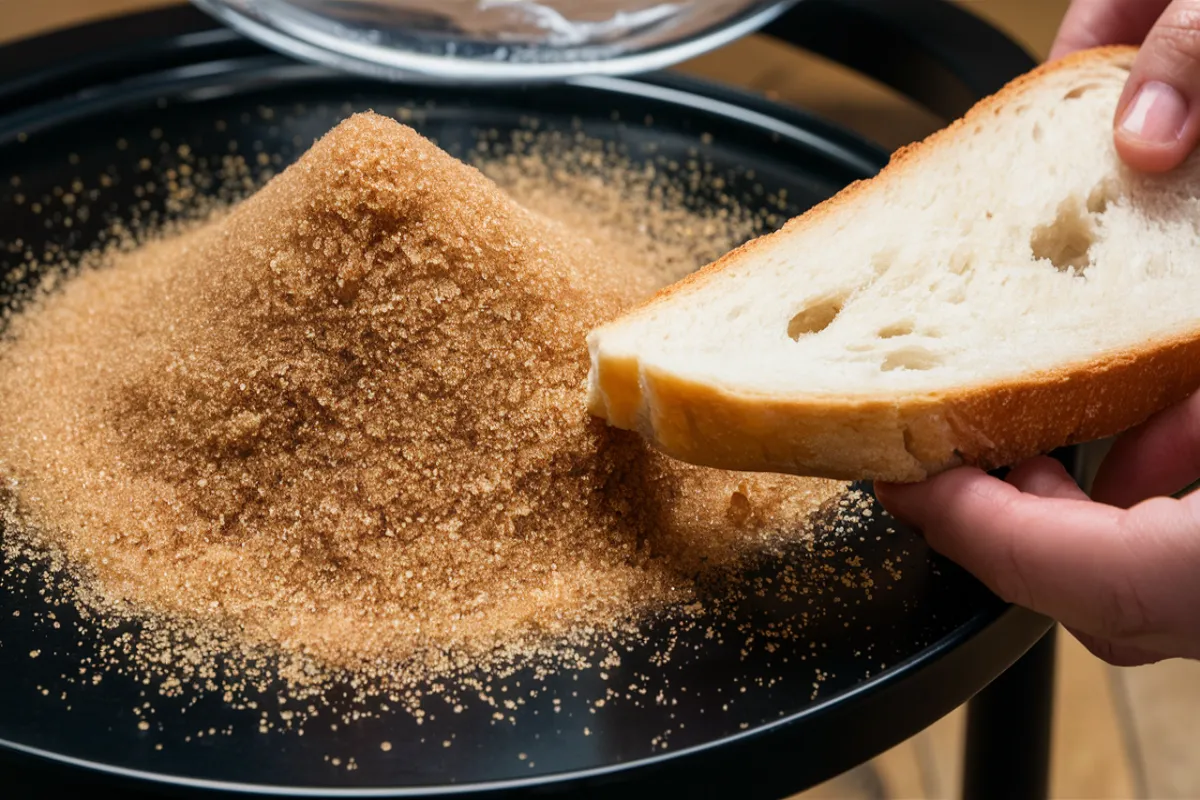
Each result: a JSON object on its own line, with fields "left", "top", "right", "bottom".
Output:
{"left": 962, "top": 626, "right": 1057, "bottom": 800}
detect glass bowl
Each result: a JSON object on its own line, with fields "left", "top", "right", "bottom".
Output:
{"left": 191, "top": 0, "right": 795, "bottom": 82}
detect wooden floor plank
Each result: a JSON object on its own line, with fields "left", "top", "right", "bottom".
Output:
{"left": 895, "top": 630, "right": 1136, "bottom": 800}
{"left": 1050, "top": 632, "right": 1137, "bottom": 799}
{"left": 874, "top": 739, "right": 929, "bottom": 799}
{"left": 915, "top": 707, "right": 965, "bottom": 799}
{"left": 793, "top": 764, "right": 883, "bottom": 800}
{"left": 1113, "top": 658, "right": 1200, "bottom": 798}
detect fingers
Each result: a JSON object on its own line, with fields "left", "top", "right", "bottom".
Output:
{"left": 1092, "top": 389, "right": 1200, "bottom": 507}
{"left": 1053, "top": 1, "right": 1200, "bottom": 172}
{"left": 877, "top": 468, "right": 1123, "bottom": 626}
{"left": 1050, "top": 0, "right": 1170, "bottom": 60}
{"left": 1114, "top": 0, "right": 1200, "bottom": 172}
{"left": 875, "top": 468, "right": 1196, "bottom": 645}
{"left": 1006, "top": 456, "right": 1090, "bottom": 501}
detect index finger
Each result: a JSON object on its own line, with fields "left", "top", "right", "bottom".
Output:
{"left": 875, "top": 468, "right": 1143, "bottom": 639}
{"left": 1050, "top": 0, "right": 1168, "bottom": 60}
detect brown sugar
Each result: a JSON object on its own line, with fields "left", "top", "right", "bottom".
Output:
{"left": 0, "top": 112, "right": 844, "bottom": 687}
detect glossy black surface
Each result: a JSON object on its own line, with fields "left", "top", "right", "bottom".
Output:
{"left": 0, "top": 7, "right": 1049, "bottom": 799}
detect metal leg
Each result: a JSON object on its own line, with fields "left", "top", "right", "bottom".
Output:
{"left": 961, "top": 625, "right": 1057, "bottom": 800}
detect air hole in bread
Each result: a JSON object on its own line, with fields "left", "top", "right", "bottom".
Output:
{"left": 948, "top": 247, "right": 974, "bottom": 275}
{"left": 1032, "top": 123, "right": 1043, "bottom": 143}
{"left": 1087, "top": 177, "right": 1118, "bottom": 214}
{"left": 787, "top": 293, "right": 846, "bottom": 340}
{"left": 878, "top": 321, "right": 914, "bottom": 339}
{"left": 1030, "top": 198, "right": 1095, "bottom": 274}
{"left": 1144, "top": 254, "right": 1169, "bottom": 279}
{"left": 882, "top": 346, "right": 941, "bottom": 372}
{"left": 871, "top": 248, "right": 895, "bottom": 276}
{"left": 1064, "top": 83, "right": 1103, "bottom": 100}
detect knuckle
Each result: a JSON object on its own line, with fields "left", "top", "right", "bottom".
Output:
{"left": 1081, "top": 636, "right": 1124, "bottom": 666}
{"left": 1150, "top": 5, "right": 1200, "bottom": 65}
{"left": 1093, "top": 503, "right": 1176, "bottom": 641}
{"left": 991, "top": 499, "right": 1037, "bottom": 608}
{"left": 1079, "top": 634, "right": 1155, "bottom": 668}
{"left": 992, "top": 556, "right": 1036, "bottom": 610}
{"left": 1095, "top": 571, "right": 1157, "bottom": 641}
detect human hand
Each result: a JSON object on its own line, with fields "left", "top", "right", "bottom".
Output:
{"left": 875, "top": 391, "right": 1200, "bottom": 667}
{"left": 1052, "top": 0, "right": 1200, "bottom": 172}
{"left": 872, "top": 2, "right": 1200, "bottom": 668}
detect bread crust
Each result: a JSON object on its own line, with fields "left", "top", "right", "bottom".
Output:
{"left": 619, "top": 328, "right": 1200, "bottom": 482}
{"left": 586, "top": 45, "right": 1200, "bottom": 482}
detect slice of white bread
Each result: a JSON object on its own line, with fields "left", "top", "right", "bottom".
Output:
{"left": 586, "top": 46, "right": 1200, "bottom": 483}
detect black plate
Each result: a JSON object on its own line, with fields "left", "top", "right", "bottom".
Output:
{"left": 0, "top": 7, "right": 1051, "bottom": 799}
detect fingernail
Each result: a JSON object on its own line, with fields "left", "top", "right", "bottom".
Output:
{"left": 1119, "top": 81, "right": 1189, "bottom": 144}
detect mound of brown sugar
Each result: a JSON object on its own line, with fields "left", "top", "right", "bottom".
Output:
{"left": 0, "top": 112, "right": 843, "bottom": 674}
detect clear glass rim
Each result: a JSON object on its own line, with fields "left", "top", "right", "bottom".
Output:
{"left": 189, "top": 0, "right": 797, "bottom": 83}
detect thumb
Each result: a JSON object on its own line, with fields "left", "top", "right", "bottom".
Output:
{"left": 1115, "top": 0, "right": 1200, "bottom": 172}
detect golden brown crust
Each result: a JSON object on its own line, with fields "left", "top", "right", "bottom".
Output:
{"left": 588, "top": 45, "right": 1189, "bottom": 483}
{"left": 628, "top": 328, "right": 1200, "bottom": 482}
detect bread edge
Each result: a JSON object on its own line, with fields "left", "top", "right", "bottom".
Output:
{"left": 627, "top": 328, "right": 1200, "bottom": 482}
